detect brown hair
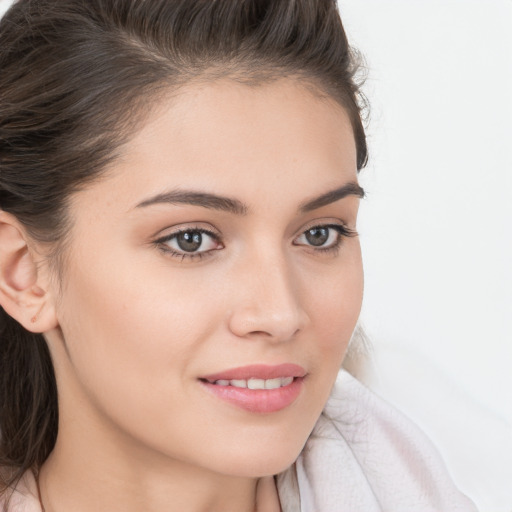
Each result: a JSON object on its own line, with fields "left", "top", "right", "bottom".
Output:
{"left": 0, "top": 0, "right": 367, "bottom": 492}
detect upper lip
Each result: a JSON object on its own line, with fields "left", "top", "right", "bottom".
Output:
{"left": 200, "top": 363, "right": 307, "bottom": 382}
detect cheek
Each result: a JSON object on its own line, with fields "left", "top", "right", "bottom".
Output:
{"left": 53, "top": 264, "right": 223, "bottom": 459}
{"left": 298, "top": 245, "right": 364, "bottom": 406}
{"left": 54, "top": 252, "right": 216, "bottom": 410}
{"left": 59, "top": 282, "right": 202, "bottom": 384}
{"left": 309, "top": 246, "right": 363, "bottom": 346}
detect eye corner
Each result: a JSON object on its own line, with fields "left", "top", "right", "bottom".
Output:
{"left": 293, "top": 222, "right": 357, "bottom": 253}
{"left": 153, "top": 225, "right": 223, "bottom": 262}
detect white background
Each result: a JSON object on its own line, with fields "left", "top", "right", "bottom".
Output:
{"left": 338, "top": 1, "right": 512, "bottom": 510}
{"left": 1, "top": 0, "right": 511, "bottom": 510}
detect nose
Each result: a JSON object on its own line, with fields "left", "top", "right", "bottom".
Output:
{"left": 227, "top": 250, "right": 309, "bottom": 342}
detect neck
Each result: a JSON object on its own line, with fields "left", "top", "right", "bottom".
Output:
{"left": 39, "top": 450, "right": 280, "bottom": 512}
{"left": 38, "top": 422, "right": 281, "bottom": 512}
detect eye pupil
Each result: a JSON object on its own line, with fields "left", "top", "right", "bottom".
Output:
{"left": 305, "top": 227, "right": 329, "bottom": 246}
{"left": 177, "top": 231, "right": 202, "bottom": 252}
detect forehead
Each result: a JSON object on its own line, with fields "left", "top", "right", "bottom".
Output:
{"left": 71, "top": 78, "right": 358, "bottom": 219}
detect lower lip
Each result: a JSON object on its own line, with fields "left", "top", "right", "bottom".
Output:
{"left": 200, "top": 377, "right": 304, "bottom": 413}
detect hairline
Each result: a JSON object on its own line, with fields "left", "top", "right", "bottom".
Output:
{"left": 45, "top": 69, "right": 358, "bottom": 285}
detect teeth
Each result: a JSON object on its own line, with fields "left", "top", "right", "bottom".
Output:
{"left": 281, "top": 376, "right": 294, "bottom": 386}
{"left": 247, "top": 378, "right": 265, "bottom": 390}
{"left": 264, "top": 378, "right": 282, "bottom": 390}
{"left": 212, "top": 377, "right": 295, "bottom": 389}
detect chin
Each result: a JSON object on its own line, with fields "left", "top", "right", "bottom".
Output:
{"left": 213, "top": 434, "right": 309, "bottom": 478}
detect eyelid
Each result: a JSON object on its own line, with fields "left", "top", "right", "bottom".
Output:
{"left": 293, "top": 221, "right": 358, "bottom": 253}
{"left": 152, "top": 221, "right": 220, "bottom": 240}
{"left": 296, "top": 219, "right": 357, "bottom": 239}
{"left": 153, "top": 224, "right": 223, "bottom": 260}
{"left": 293, "top": 224, "right": 354, "bottom": 242}
{"left": 154, "top": 227, "right": 220, "bottom": 246}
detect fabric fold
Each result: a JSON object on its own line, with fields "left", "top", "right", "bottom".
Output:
{"left": 277, "top": 370, "right": 477, "bottom": 511}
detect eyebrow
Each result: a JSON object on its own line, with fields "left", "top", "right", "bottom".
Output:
{"left": 135, "top": 181, "right": 365, "bottom": 214}
{"left": 136, "top": 190, "right": 248, "bottom": 215}
{"left": 299, "top": 182, "right": 365, "bottom": 212}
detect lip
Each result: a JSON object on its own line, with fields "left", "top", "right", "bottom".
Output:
{"left": 200, "top": 363, "right": 307, "bottom": 382}
{"left": 199, "top": 364, "right": 307, "bottom": 414}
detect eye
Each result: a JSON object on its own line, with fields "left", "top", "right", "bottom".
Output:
{"left": 294, "top": 224, "right": 356, "bottom": 252}
{"left": 155, "top": 228, "right": 222, "bottom": 260}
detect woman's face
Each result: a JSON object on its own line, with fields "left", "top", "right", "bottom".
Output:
{"left": 46, "top": 79, "right": 363, "bottom": 478}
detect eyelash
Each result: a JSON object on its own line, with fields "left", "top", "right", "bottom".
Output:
{"left": 154, "top": 223, "right": 357, "bottom": 261}
{"left": 154, "top": 227, "right": 221, "bottom": 262}
{"left": 295, "top": 224, "right": 357, "bottom": 255}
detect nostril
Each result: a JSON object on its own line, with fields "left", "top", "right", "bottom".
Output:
{"left": 248, "top": 330, "right": 273, "bottom": 337}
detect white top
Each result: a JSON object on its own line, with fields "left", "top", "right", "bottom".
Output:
{"left": 1, "top": 370, "right": 477, "bottom": 511}
{"left": 276, "top": 370, "right": 477, "bottom": 511}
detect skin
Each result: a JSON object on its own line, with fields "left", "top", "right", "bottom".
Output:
{"left": 10, "top": 79, "right": 364, "bottom": 512}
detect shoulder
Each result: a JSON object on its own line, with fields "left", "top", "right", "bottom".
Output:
{"left": 277, "top": 370, "right": 478, "bottom": 512}
{"left": 0, "top": 469, "right": 41, "bottom": 512}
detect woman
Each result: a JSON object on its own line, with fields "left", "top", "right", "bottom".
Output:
{"left": 0, "top": 1, "right": 476, "bottom": 510}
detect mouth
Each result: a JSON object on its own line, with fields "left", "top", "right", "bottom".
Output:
{"left": 198, "top": 364, "right": 306, "bottom": 414}
{"left": 201, "top": 376, "right": 295, "bottom": 389}
{"left": 200, "top": 363, "right": 306, "bottom": 382}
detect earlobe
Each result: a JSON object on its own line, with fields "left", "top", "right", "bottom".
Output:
{"left": 0, "top": 212, "right": 58, "bottom": 333}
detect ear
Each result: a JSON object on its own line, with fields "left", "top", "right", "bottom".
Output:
{"left": 0, "top": 211, "right": 58, "bottom": 333}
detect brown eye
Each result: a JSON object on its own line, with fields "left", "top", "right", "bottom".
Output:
{"left": 305, "top": 227, "right": 329, "bottom": 247}
{"left": 156, "top": 228, "right": 222, "bottom": 258}
{"left": 294, "top": 223, "right": 355, "bottom": 252}
{"left": 176, "top": 231, "right": 203, "bottom": 252}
